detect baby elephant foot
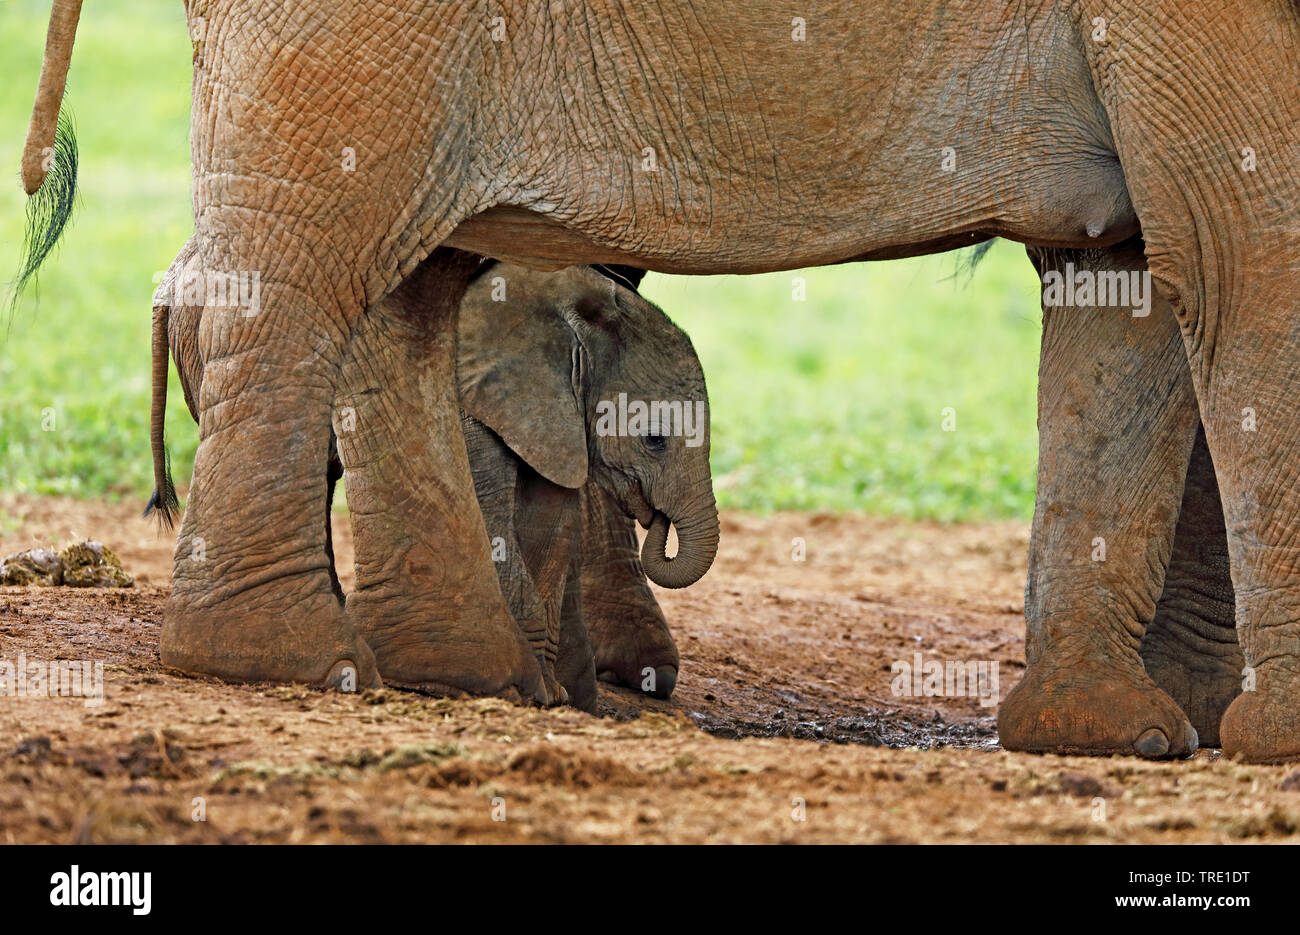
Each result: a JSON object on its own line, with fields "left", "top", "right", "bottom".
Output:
{"left": 999, "top": 657, "right": 1198, "bottom": 758}
{"left": 555, "top": 646, "right": 597, "bottom": 714}
{"left": 323, "top": 659, "right": 380, "bottom": 692}
{"left": 1220, "top": 669, "right": 1300, "bottom": 763}
{"left": 598, "top": 663, "right": 678, "bottom": 700}
{"left": 555, "top": 599, "right": 598, "bottom": 714}
{"left": 536, "top": 666, "right": 568, "bottom": 708}
{"left": 587, "top": 606, "right": 680, "bottom": 699}
{"left": 162, "top": 593, "right": 381, "bottom": 693}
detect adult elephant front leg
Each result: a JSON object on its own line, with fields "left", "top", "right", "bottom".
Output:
{"left": 337, "top": 253, "right": 545, "bottom": 702}
{"left": 998, "top": 240, "right": 1201, "bottom": 757}
{"left": 1211, "top": 326, "right": 1300, "bottom": 761}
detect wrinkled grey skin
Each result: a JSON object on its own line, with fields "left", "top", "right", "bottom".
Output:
{"left": 998, "top": 239, "right": 1241, "bottom": 756}
{"left": 1140, "top": 432, "right": 1240, "bottom": 746}
{"left": 152, "top": 249, "right": 712, "bottom": 706}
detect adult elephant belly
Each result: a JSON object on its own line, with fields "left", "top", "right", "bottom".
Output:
{"left": 449, "top": 1, "right": 1137, "bottom": 273}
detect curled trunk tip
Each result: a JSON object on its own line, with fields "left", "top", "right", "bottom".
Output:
{"left": 640, "top": 510, "right": 719, "bottom": 589}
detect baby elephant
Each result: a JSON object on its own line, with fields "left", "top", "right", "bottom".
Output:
{"left": 149, "top": 248, "right": 717, "bottom": 709}
{"left": 455, "top": 262, "right": 717, "bottom": 706}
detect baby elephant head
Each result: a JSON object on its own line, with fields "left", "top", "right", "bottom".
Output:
{"left": 458, "top": 263, "right": 718, "bottom": 588}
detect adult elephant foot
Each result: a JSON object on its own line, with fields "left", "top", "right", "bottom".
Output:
{"left": 337, "top": 251, "right": 548, "bottom": 704}
{"left": 1220, "top": 679, "right": 1300, "bottom": 763}
{"left": 162, "top": 596, "right": 380, "bottom": 692}
{"left": 590, "top": 618, "right": 679, "bottom": 700}
{"left": 580, "top": 486, "right": 680, "bottom": 699}
{"left": 998, "top": 654, "right": 1198, "bottom": 758}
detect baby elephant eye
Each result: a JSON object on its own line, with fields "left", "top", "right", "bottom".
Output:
{"left": 643, "top": 433, "right": 668, "bottom": 452}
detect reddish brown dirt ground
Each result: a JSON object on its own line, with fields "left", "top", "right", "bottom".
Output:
{"left": 2, "top": 495, "right": 1299, "bottom": 843}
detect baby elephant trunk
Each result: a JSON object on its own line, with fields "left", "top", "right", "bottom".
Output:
{"left": 640, "top": 491, "right": 719, "bottom": 589}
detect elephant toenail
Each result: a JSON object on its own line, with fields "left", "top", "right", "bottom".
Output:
{"left": 1135, "top": 728, "right": 1170, "bottom": 757}
{"left": 325, "top": 660, "right": 359, "bottom": 692}
{"left": 597, "top": 670, "right": 620, "bottom": 684}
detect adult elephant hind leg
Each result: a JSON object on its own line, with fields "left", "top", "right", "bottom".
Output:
{"left": 162, "top": 275, "right": 378, "bottom": 691}
{"left": 1139, "top": 428, "right": 1241, "bottom": 747}
{"left": 337, "top": 250, "right": 546, "bottom": 703}
{"left": 154, "top": 0, "right": 494, "bottom": 693}
{"left": 580, "top": 485, "right": 680, "bottom": 699}
{"left": 997, "top": 241, "right": 1199, "bottom": 758}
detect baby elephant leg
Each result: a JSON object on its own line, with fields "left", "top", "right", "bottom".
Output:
{"left": 555, "top": 561, "right": 598, "bottom": 713}
{"left": 580, "top": 485, "right": 680, "bottom": 699}
{"left": 462, "top": 417, "right": 565, "bottom": 703}
{"left": 514, "top": 464, "right": 600, "bottom": 708}
{"left": 513, "top": 466, "right": 586, "bottom": 705}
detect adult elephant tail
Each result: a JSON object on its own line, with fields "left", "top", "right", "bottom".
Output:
{"left": 21, "top": 0, "right": 81, "bottom": 195}
{"left": 14, "top": 0, "right": 82, "bottom": 298}
{"left": 144, "top": 289, "right": 180, "bottom": 528}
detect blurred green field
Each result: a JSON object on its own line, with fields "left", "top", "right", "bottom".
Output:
{"left": 1, "top": 0, "right": 1043, "bottom": 521}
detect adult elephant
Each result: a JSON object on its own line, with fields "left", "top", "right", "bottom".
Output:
{"left": 20, "top": 2, "right": 1300, "bottom": 760}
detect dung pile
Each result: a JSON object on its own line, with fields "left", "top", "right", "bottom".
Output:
{"left": 0, "top": 541, "right": 133, "bottom": 588}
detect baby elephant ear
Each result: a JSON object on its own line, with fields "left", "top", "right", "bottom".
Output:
{"left": 457, "top": 265, "right": 589, "bottom": 489}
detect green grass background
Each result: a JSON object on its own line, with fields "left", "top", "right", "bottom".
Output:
{"left": 0, "top": 0, "right": 1044, "bottom": 521}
